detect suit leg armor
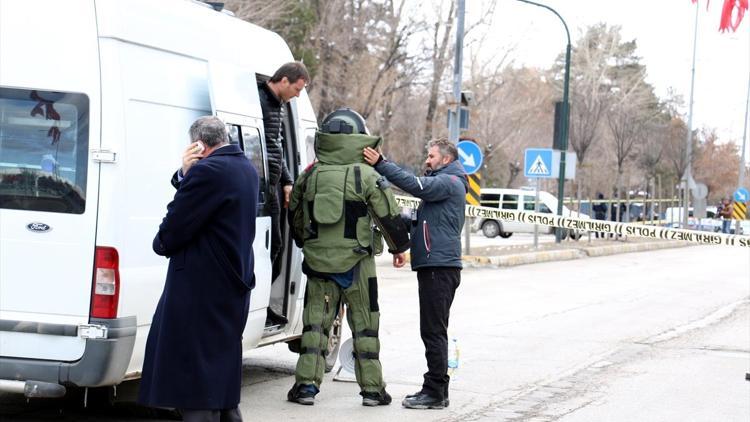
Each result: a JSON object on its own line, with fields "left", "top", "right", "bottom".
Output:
{"left": 294, "top": 277, "right": 341, "bottom": 388}
{"left": 342, "top": 256, "right": 385, "bottom": 393}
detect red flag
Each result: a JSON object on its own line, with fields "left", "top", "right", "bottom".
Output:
{"left": 718, "top": 0, "right": 748, "bottom": 32}
{"left": 692, "top": 0, "right": 747, "bottom": 31}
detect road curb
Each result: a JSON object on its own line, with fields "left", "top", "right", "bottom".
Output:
{"left": 461, "top": 240, "right": 692, "bottom": 268}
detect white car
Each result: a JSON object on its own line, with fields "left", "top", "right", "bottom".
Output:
{"left": 472, "top": 188, "right": 590, "bottom": 240}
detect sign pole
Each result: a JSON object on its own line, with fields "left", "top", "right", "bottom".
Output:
{"left": 534, "top": 178, "right": 540, "bottom": 248}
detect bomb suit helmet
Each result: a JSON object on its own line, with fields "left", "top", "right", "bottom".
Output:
{"left": 320, "top": 108, "right": 369, "bottom": 135}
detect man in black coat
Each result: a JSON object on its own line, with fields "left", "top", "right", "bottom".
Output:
{"left": 257, "top": 61, "right": 309, "bottom": 283}
{"left": 138, "top": 116, "right": 259, "bottom": 422}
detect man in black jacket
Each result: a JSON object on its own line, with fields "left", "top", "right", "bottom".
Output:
{"left": 258, "top": 61, "right": 309, "bottom": 282}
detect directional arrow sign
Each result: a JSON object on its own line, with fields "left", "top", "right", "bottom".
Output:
{"left": 456, "top": 140, "right": 483, "bottom": 175}
{"left": 734, "top": 187, "right": 749, "bottom": 203}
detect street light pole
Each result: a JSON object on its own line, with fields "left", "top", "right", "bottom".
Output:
{"left": 449, "top": 0, "right": 465, "bottom": 144}
{"left": 514, "top": 0, "right": 571, "bottom": 243}
{"left": 736, "top": 22, "right": 750, "bottom": 234}
{"left": 683, "top": 0, "right": 700, "bottom": 229}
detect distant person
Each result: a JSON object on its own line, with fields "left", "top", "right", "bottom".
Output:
{"left": 139, "top": 116, "right": 258, "bottom": 422}
{"left": 609, "top": 198, "right": 626, "bottom": 238}
{"left": 363, "top": 138, "right": 468, "bottom": 410}
{"left": 718, "top": 198, "right": 733, "bottom": 233}
{"left": 258, "top": 61, "right": 310, "bottom": 287}
{"left": 592, "top": 192, "right": 608, "bottom": 239}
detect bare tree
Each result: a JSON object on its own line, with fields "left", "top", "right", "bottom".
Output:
{"left": 224, "top": 0, "right": 296, "bottom": 27}
{"left": 422, "top": 0, "right": 455, "bottom": 140}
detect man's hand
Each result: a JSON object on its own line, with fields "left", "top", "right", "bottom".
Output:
{"left": 182, "top": 141, "right": 205, "bottom": 176}
{"left": 283, "top": 184, "right": 293, "bottom": 208}
{"left": 392, "top": 252, "right": 406, "bottom": 268}
{"left": 363, "top": 147, "right": 382, "bottom": 166}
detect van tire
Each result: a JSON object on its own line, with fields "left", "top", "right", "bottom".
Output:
{"left": 499, "top": 231, "right": 513, "bottom": 239}
{"left": 482, "top": 221, "right": 500, "bottom": 238}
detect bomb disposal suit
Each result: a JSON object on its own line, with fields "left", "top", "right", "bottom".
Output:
{"left": 288, "top": 111, "right": 409, "bottom": 404}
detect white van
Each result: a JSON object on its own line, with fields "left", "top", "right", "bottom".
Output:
{"left": 0, "top": 0, "right": 326, "bottom": 399}
{"left": 472, "top": 188, "right": 590, "bottom": 239}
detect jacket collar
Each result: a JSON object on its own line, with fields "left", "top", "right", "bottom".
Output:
{"left": 207, "top": 143, "right": 243, "bottom": 157}
{"left": 259, "top": 81, "right": 283, "bottom": 106}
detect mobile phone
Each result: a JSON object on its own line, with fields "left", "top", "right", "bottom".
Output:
{"left": 195, "top": 141, "right": 206, "bottom": 155}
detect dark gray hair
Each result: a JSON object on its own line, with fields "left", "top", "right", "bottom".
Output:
{"left": 427, "top": 137, "right": 458, "bottom": 162}
{"left": 270, "top": 61, "right": 310, "bottom": 84}
{"left": 189, "top": 116, "right": 228, "bottom": 147}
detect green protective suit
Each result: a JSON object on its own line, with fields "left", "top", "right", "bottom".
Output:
{"left": 289, "top": 132, "right": 410, "bottom": 393}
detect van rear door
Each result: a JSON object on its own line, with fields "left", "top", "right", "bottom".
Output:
{"left": 0, "top": 0, "right": 101, "bottom": 362}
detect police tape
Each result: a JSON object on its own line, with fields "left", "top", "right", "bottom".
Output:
{"left": 394, "top": 195, "right": 750, "bottom": 248}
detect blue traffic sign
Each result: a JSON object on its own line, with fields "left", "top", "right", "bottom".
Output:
{"left": 734, "top": 187, "right": 749, "bottom": 202}
{"left": 457, "top": 140, "right": 483, "bottom": 175}
{"left": 524, "top": 148, "right": 554, "bottom": 178}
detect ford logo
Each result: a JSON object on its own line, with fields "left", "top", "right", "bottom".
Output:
{"left": 26, "top": 222, "right": 52, "bottom": 233}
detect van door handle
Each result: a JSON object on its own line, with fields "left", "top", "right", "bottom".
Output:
{"left": 265, "top": 229, "right": 270, "bottom": 250}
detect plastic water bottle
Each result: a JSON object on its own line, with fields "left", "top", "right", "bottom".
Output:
{"left": 447, "top": 338, "right": 459, "bottom": 375}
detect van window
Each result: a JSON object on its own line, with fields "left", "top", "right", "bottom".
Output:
{"left": 241, "top": 126, "right": 270, "bottom": 217}
{"left": 0, "top": 87, "right": 89, "bottom": 214}
{"left": 523, "top": 196, "right": 536, "bottom": 211}
{"left": 304, "top": 128, "right": 316, "bottom": 165}
{"left": 501, "top": 194, "right": 518, "bottom": 210}
{"left": 481, "top": 193, "right": 501, "bottom": 208}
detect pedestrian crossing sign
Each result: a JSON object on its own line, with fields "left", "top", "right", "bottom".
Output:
{"left": 524, "top": 148, "right": 554, "bottom": 178}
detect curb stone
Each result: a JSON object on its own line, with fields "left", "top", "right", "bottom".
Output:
{"left": 460, "top": 240, "right": 692, "bottom": 268}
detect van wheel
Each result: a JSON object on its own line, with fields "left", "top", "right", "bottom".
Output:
{"left": 482, "top": 221, "right": 500, "bottom": 238}
{"left": 568, "top": 231, "right": 581, "bottom": 241}
{"left": 499, "top": 231, "right": 513, "bottom": 239}
{"left": 325, "top": 304, "right": 344, "bottom": 373}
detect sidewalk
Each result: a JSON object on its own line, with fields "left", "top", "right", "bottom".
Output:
{"left": 400, "top": 234, "right": 693, "bottom": 268}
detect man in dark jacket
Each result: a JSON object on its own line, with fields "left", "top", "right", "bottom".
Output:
{"left": 592, "top": 192, "right": 608, "bottom": 238}
{"left": 363, "top": 138, "right": 468, "bottom": 410}
{"left": 258, "top": 61, "right": 309, "bottom": 283}
{"left": 138, "top": 116, "right": 258, "bottom": 422}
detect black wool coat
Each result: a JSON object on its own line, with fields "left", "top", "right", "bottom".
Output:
{"left": 138, "top": 144, "right": 259, "bottom": 410}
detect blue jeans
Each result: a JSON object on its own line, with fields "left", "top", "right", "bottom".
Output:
{"left": 722, "top": 219, "right": 732, "bottom": 234}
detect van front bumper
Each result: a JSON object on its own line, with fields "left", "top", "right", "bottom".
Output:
{"left": 0, "top": 316, "right": 136, "bottom": 397}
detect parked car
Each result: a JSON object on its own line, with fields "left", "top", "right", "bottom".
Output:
{"left": 663, "top": 206, "right": 748, "bottom": 234}
{"left": 472, "top": 188, "right": 590, "bottom": 240}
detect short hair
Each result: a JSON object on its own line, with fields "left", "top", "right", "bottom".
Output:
{"left": 189, "top": 116, "right": 228, "bottom": 147}
{"left": 427, "top": 137, "right": 458, "bottom": 162}
{"left": 269, "top": 61, "right": 310, "bottom": 84}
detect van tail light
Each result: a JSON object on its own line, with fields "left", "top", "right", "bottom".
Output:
{"left": 90, "top": 246, "right": 120, "bottom": 319}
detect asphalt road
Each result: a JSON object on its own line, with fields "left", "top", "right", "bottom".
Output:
{"left": 2, "top": 244, "right": 748, "bottom": 421}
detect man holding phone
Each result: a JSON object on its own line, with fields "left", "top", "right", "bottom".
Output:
{"left": 139, "top": 116, "right": 258, "bottom": 422}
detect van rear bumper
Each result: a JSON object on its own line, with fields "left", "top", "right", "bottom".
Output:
{"left": 0, "top": 316, "right": 136, "bottom": 396}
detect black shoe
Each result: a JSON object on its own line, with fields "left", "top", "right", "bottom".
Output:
{"left": 406, "top": 390, "right": 449, "bottom": 407}
{"left": 402, "top": 392, "right": 445, "bottom": 409}
{"left": 361, "top": 389, "right": 392, "bottom": 406}
{"left": 287, "top": 384, "right": 316, "bottom": 405}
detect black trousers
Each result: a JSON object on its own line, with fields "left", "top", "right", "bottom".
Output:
{"left": 180, "top": 408, "right": 242, "bottom": 422}
{"left": 416, "top": 267, "right": 461, "bottom": 401}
